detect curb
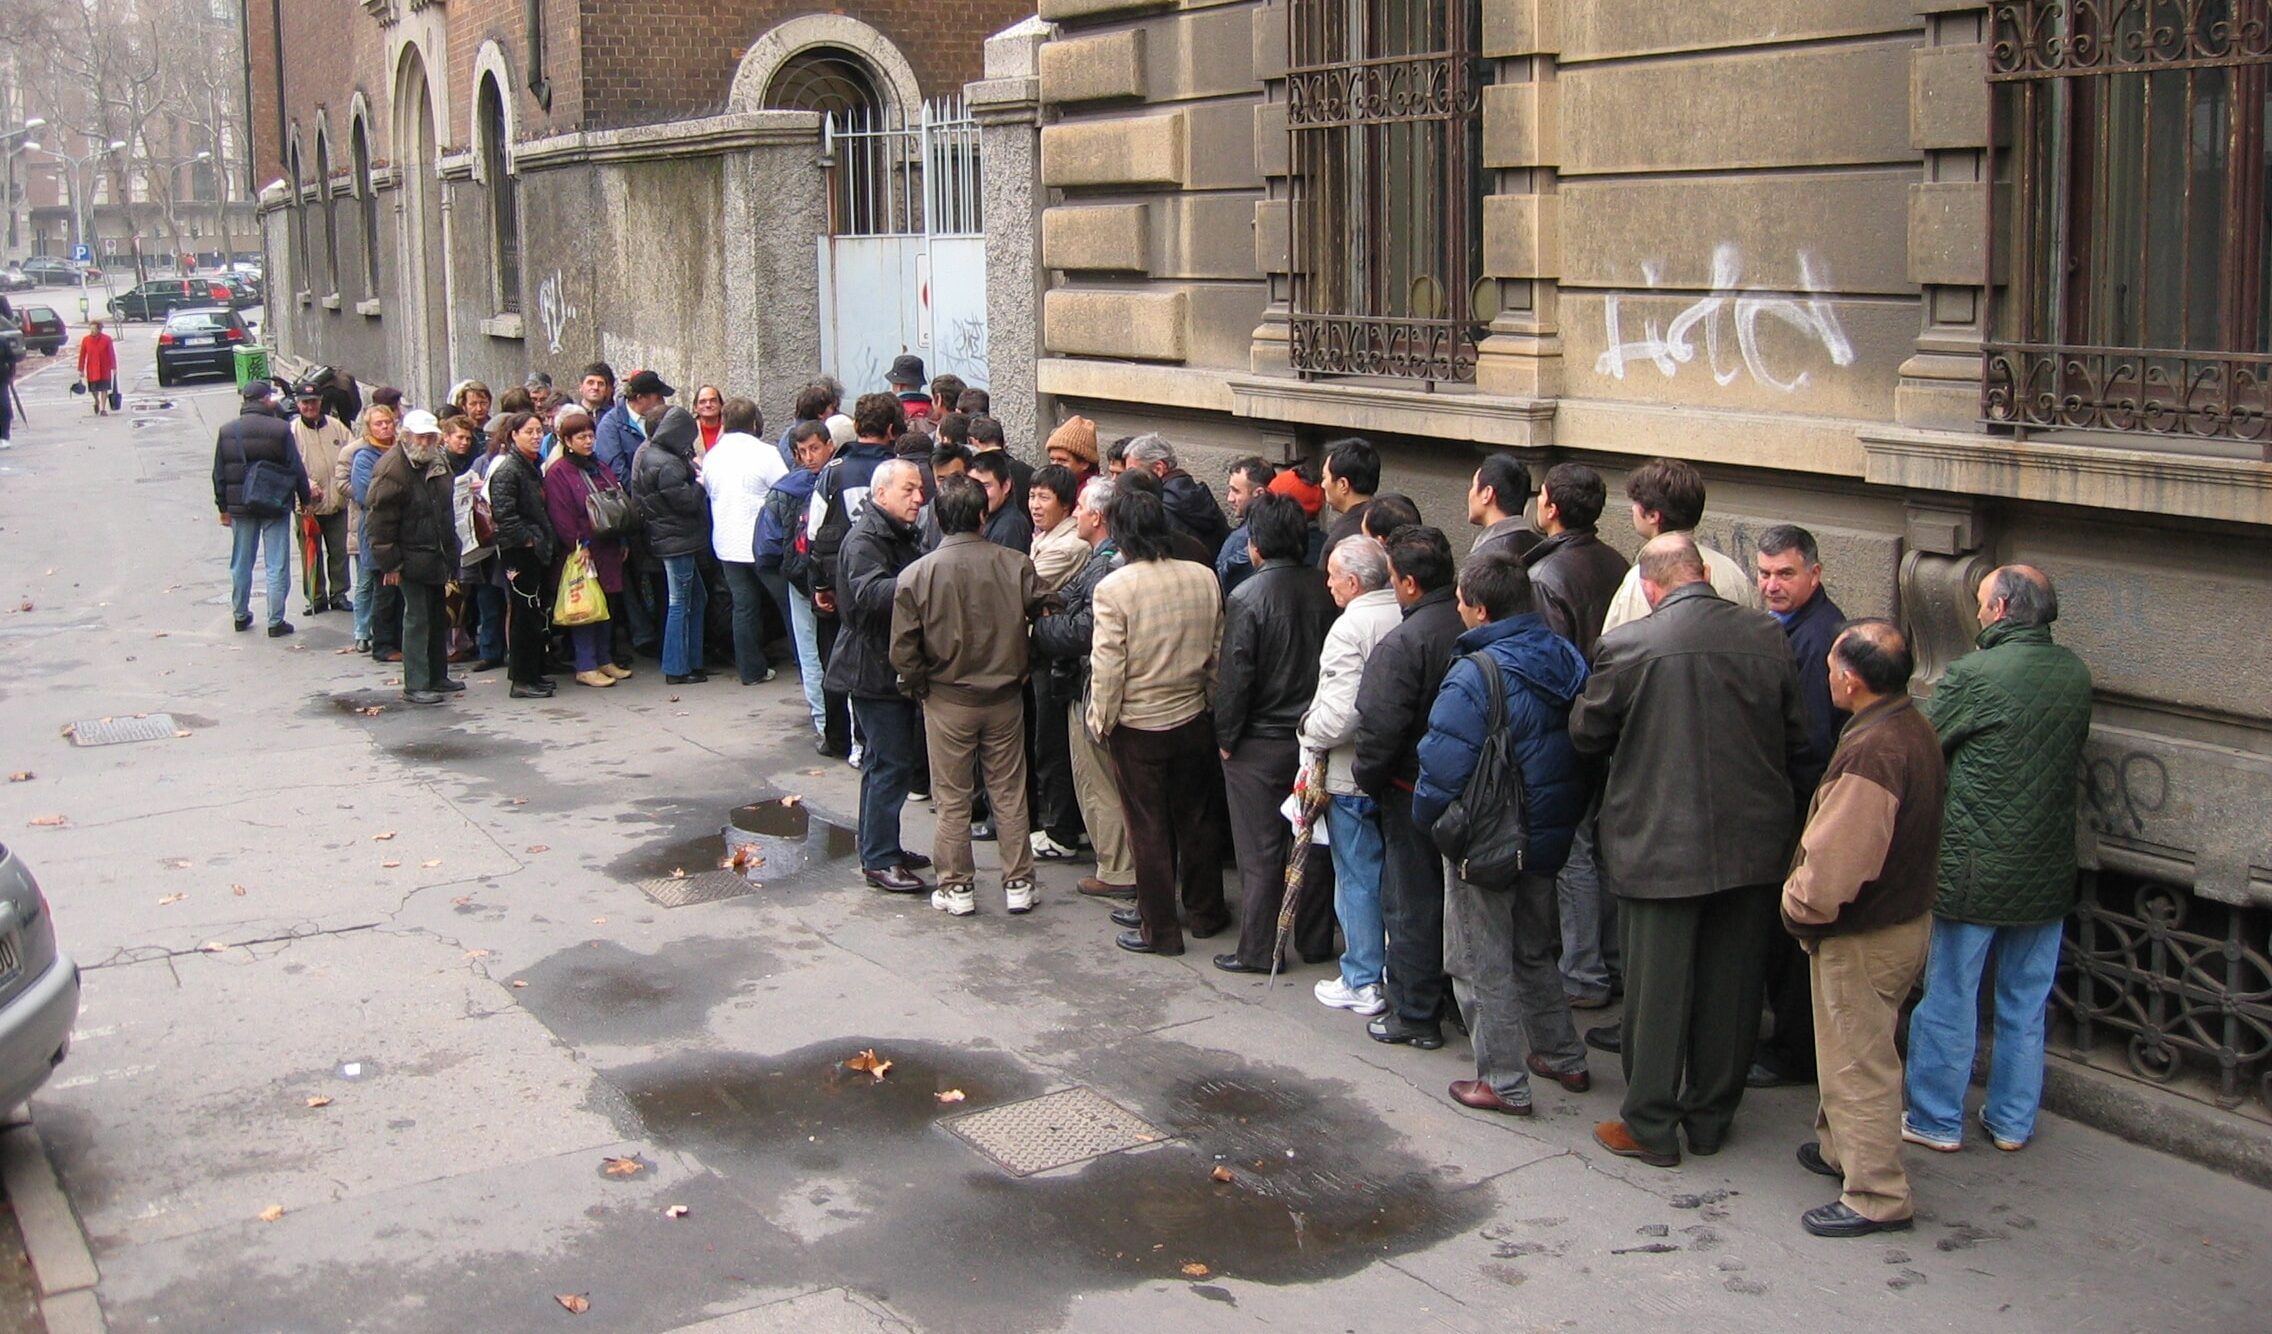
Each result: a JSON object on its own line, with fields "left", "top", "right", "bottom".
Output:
{"left": 0, "top": 1115, "right": 105, "bottom": 1334}
{"left": 2041, "top": 1053, "right": 2272, "bottom": 1191}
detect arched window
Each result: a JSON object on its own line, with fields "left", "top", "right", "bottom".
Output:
{"left": 478, "top": 76, "right": 521, "bottom": 315}
{"left": 770, "top": 48, "right": 895, "bottom": 233}
{"left": 352, "top": 117, "right": 378, "bottom": 296}
{"left": 316, "top": 131, "right": 339, "bottom": 296}
{"left": 287, "top": 138, "right": 309, "bottom": 293}
{"left": 766, "top": 47, "right": 887, "bottom": 121}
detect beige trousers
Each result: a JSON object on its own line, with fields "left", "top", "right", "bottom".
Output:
{"left": 1810, "top": 913, "right": 1933, "bottom": 1221}
{"left": 924, "top": 695, "right": 1033, "bottom": 887}
{"left": 1067, "top": 698, "right": 1134, "bottom": 884}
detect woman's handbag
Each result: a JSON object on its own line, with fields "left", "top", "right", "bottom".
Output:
{"left": 584, "top": 483, "right": 639, "bottom": 539}
{"left": 69, "top": 379, "right": 85, "bottom": 396}
{"left": 554, "top": 545, "right": 609, "bottom": 626}
{"left": 107, "top": 388, "right": 122, "bottom": 411}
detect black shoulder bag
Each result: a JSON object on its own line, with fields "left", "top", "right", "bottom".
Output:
{"left": 1430, "top": 651, "right": 1531, "bottom": 890}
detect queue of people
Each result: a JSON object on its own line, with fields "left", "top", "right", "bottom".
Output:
{"left": 211, "top": 359, "right": 2095, "bottom": 1241}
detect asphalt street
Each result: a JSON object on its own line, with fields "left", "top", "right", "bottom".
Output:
{"left": 0, "top": 309, "right": 2265, "bottom": 1332}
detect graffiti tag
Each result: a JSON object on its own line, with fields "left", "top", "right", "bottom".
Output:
{"left": 1596, "top": 245, "right": 1856, "bottom": 393}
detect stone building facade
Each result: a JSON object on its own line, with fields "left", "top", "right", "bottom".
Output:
{"left": 1029, "top": 1, "right": 2272, "bottom": 1144}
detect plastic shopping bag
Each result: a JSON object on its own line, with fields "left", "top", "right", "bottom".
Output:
{"left": 554, "top": 546, "right": 610, "bottom": 627}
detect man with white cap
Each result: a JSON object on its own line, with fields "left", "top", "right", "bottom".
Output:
{"left": 364, "top": 408, "right": 465, "bottom": 704}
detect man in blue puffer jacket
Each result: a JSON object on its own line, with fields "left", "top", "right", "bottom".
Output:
{"left": 1413, "top": 550, "right": 1593, "bottom": 1117}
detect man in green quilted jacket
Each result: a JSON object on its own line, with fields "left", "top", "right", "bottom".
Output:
{"left": 1903, "top": 565, "right": 2092, "bottom": 1153}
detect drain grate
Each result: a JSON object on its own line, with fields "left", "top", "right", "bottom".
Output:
{"left": 69, "top": 714, "right": 181, "bottom": 747}
{"left": 633, "top": 870, "right": 759, "bottom": 908}
{"left": 944, "top": 1086, "right": 1168, "bottom": 1176}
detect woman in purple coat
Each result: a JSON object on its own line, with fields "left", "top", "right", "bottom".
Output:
{"left": 542, "top": 408, "right": 635, "bottom": 687}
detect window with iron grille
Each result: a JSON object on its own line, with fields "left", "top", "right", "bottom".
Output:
{"left": 1287, "top": 0, "right": 1489, "bottom": 384}
{"left": 479, "top": 77, "right": 522, "bottom": 315}
{"left": 1983, "top": 1, "right": 2271, "bottom": 451}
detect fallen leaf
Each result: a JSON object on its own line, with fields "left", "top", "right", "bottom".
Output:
{"left": 451, "top": 895, "right": 472, "bottom": 907}
{"left": 6, "top": 772, "right": 30, "bottom": 783}
{"left": 664, "top": 1204, "right": 690, "bottom": 1219}
{"left": 372, "top": 831, "right": 397, "bottom": 841}
{"left": 1181, "top": 1262, "right": 1211, "bottom": 1279}
{"left": 15, "top": 601, "right": 31, "bottom": 613}
{"left": 511, "top": 979, "right": 528, "bottom": 989}
{"left": 355, "top": 705, "right": 384, "bottom": 717}
{"left": 152, "top": 631, "right": 169, "bottom": 638}
{"left": 670, "top": 867, "right": 687, "bottom": 879}
{"left": 934, "top": 1089, "right": 966, "bottom": 1104}
{"left": 555, "top": 1294, "right": 590, "bottom": 1314}
{"left": 163, "top": 858, "right": 193, "bottom": 869}
{"left": 601, "top": 1155, "right": 645, "bottom": 1177}
{"left": 846, "top": 1049, "right": 892, "bottom": 1081}
{"left": 232, "top": 884, "right": 248, "bottom": 896}
{"left": 667, "top": 694, "right": 681, "bottom": 703}
{"left": 305, "top": 1095, "right": 332, "bottom": 1108}
{"left": 27, "top": 815, "right": 67, "bottom": 828}
{"left": 509, "top": 797, "right": 528, "bottom": 806}
{"left": 257, "top": 1205, "right": 284, "bottom": 1223}
{"left": 525, "top": 844, "right": 549, "bottom": 854}
{"left": 198, "top": 941, "right": 227, "bottom": 953}
{"left": 157, "top": 893, "right": 187, "bottom": 906}
{"left": 380, "top": 859, "right": 401, "bottom": 868}
{"left": 1211, "top": 1166, "right": 1235, "bottom": 1183}
{"left": 591, "top": 917, "right": 606, "bottom": 924}
{"left": 724, "top": 845, "right": 763, "bottom": 874}
{"left": 420, "top": 858, "right": 442, "bottom": 868}
{"left": 334, "top": 647, "right": 354, "bottom": 655}
{"left": 463, "top": 948, "right": 490, "bottom": 960}
{"left": 173, "top": 729, "right": 192, "bottom": 738}
{"left": 782, "top": 795, "right": 802, "bottom": 806}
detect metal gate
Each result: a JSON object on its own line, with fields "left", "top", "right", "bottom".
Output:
{"left": 819, "top": 98, "right": 987, "bottom": 396}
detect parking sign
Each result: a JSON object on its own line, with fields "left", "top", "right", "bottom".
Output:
{"left": 70, "top": 243, "right": 90, "bottom": 262}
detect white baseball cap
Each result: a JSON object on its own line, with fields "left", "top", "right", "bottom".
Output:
{"left": 400, "top": 408, "right": 440, "bottom": 435}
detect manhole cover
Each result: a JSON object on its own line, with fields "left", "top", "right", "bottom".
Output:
{"left": 944, "top": 1087, "right": 1168, "bottom": 1176}
{"left": 69, "top": 714, "right": 181, "bottom": 747}
{"left": 633, "top": 870, "right": 758, "bottom": 908}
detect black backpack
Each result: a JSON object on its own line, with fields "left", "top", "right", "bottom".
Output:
{"left": 1429, "top": 651, "right": 1531, "bottom": 890}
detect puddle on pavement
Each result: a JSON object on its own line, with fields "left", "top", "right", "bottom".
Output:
{"left": 607, "top": 1038, "right": 1491, "bottom": 1326}
{"left": 514, "top": 937, "right": 779, "bottom": 1046}
{"left": 611, "top": 795, "right": 858, "bottom": 887}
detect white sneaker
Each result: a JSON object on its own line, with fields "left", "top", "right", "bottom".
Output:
{"left": 1004, "top": 878, "right": 1035, "bottom": 914}
{"left": 1315, "top": 977, "right": 1387, "bottom": 1015}
{"left": 847, "top": 743, "right": 864, "bottom": 770}
{"left": 1029, "top": 831, "right": 1080, "bottom": 860}
{"left": 931, "top": 883, "right": 976, "bottom": 916}
{"left": 909, "top": 788, "right": 930, "bottom": 802}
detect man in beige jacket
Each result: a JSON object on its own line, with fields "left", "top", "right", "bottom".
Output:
{"left": 290, "top": 382, "right": 353, "bottom": 616}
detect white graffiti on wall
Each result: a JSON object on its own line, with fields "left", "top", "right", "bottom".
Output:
{"left": 1596, "top": 245, "right": 1855, "bottom": 393}
{"left": 537, "top": 271, "right": 577, "bottom": 356}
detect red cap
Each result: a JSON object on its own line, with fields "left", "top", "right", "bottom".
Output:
{"left": 1268, "top": 468, "right": 1325, "bottom": 517}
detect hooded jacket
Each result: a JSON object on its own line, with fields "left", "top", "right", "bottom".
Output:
{"left": 1159, "top": 467, "right": 1233, "bottom": 555}
{"left": 630, "top": 407, "right": 711, "bottom": 559}
{"left": 1412, "top": 613, "right": 1592, "bottom": 874}
{"left": 823, "top": 500, "right": 925, "bottom": 698}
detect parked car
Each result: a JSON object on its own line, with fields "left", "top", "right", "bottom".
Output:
{"left": 212, "top": 273, "right": 262, "bottom": 309}
{"left": 112, "top": 277, "right": 234, "bottom": 322}
{"left": 19, "top": 258, "right": 86, "bottom": 286}
{"left": 0, "top": 845, "right": 82, "bottom": 1114}
{"left": 18, "top": 306, "right": 65, "bottom": 356}
{"left": 155, "top": 305, "right": 253, "bottom": 386}
{"left": 0, "top": 267, "right": 32, "bottom": 293}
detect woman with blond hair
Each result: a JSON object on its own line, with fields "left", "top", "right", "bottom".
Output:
{"left": 338, "top": 401, "right": 400, "bottom": 655}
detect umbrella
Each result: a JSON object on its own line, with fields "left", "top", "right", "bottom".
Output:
{"left": 299, "top": 509, "right": 322, "bottom": 607}
{"left": 1268, "top": 755, "right": 1332, "bottom": 985}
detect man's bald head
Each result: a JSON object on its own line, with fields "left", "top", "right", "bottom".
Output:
{"left": 1637, "top": 532, "right": 1707, "bottom": 608}
{"left": 1828, "top": 618, "right": 1912, "bottom": 708}
{"left": 1977, "top": 563, "right": 2058, "bottom": 629}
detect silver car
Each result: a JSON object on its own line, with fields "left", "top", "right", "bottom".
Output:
{"left": 0, "top": 845, "right": 79, "bottom": 1111}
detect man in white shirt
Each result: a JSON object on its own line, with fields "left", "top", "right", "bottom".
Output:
{"left": 701, "top": 396, "right": 792, "bottom": 684}
{"left": 1599, "top": 458, "right": 1759, "bottom": 635}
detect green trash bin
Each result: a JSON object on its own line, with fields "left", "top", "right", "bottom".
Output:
{"left": 233, "top": 344, "right": 270, "bottom": 388}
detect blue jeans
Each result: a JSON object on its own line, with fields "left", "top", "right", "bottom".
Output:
{"left": 352, "top": 554, "right": 376, "bottom": 640}
{"left": 1556, "top": 807, "right": 1621, "bottom": 998}
{"left": 472, "top": 579, "right": 507, "bottom": 663}
{"left": 790, "top": 588, "right": 827, "bottom": 737}
{"left": 1903, "top": 917, "right": 2066, "bottom": 1147}
{"left": 1327, "top": 793, "right": 1386, "bottom": 990}
{"left": 228, "top": 514, "right": 292, "bottom": 626}
{"left": 852, "top": 695, "right": 920, "bottom": 870}
{"left": 661, "top": 554, "right": 706, "bottom": 677}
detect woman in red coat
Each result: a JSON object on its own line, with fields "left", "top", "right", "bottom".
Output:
{"left": 77, "top": 319, "right": 118, "bottom": 417}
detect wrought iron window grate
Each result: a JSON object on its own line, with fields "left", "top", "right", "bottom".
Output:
{"left": 1982, "top": 1, "right": 2272, "bottom": 450}
{"left": 824, "top": 98, "right": 982, "bottom": 240}
{"left": 1287, "top": 0, "right": 1487, "bottom": 384}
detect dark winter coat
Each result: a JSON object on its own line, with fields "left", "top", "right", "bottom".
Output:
{"left": 1031, "top": 541, "right": 1121, "bottom": 693}
{"left": 1520, "top": 527, "right": 1630, "bottom": 661}
{"left": 1568, "top": 582, "right": 1807, "bottom": 900}
{"left": 1159, "top": 468, "right": 1232, "bottom": 555}
{"left": 823, "top": 501, "right": 925, "bottom": 699}
{"left": 542, "top": 453, "right": 628, "bottom": 593}
{"left": 808, "top": 441, "right": 897, "bottom": 595}
{"left": 1412, "top": 614, "right": 1592, "bottom": 875}
{"left": 630, "top": 407, "right": 711, "bottom": 559}
{"left": 486, "top": 447, "right": 556, "bottom": 566}
{"left": 1779, "top": 585, "right": 1850, "bottom": 805}
{"left": 1351, "top": 586, "right": 1469, "bottom": 798}
{"left": 211, "top": 400, "right": 310, "bottom": 517}
{"left": 1214, "top": 559, "right": 1337, "bottom": 749}
{"left": 364, "top": 446, "right": 463, "bottom": 586}
{"left": 1927, "top": 619, "right": 2093, "bottom": 925}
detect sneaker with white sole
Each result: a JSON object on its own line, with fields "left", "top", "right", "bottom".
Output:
{"left": 1004, "top": 878, "right": 1035, "bottom": 914}
{"left": 1314, "top": 976, "right": 1387, "bottom": 1015}
{"left": 931, "top": 883, "right": 976, "bottom": 916}
{"left": 1029, "top": 831, "right": 1080, "bottom": 861}
{"left": 1900, "top": 1120, "right": 1961, "bottom": 1153}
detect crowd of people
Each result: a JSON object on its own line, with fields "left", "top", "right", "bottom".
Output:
{"left": 207, "top": 353, "right": 2095, "bottom": 1241}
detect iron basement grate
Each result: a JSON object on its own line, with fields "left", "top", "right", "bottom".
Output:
{"left": 68, "top": 714, "right": 182, "bottom": 747}
{"left": 943, "top": 1086, "right": 1170, "bottom": 1176}
{"left": 633, "top": 870, "right": 760, "bottom": 908}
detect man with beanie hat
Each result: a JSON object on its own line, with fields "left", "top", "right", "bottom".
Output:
{"left": 1046, "top": 416, "right": 1100, "bottom": 482}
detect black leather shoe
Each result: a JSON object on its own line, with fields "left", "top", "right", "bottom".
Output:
{"left": 533, "top": 677, "right": 558, "bottom": 691}
{"left": 303, "top": 604, "right": 322, "bottom": 617}
{"left": 1115, "top": 930, "right": 1182, "bottom": 956}
{"left": 898, "top": 852, "right": 932, "bottom": 871}
{"left": 1110, "top": 907, "right": 1141, "bottom": 929}
{"left": 469, "top": 658, "right": 505, "bottom": 674}
{"left": 815, "top": 737, "right": 846, "bottom": 758}
{"left": 1796, "top": 1142, "right": 1841, "bottom": 1179}
{"left": 1212, "top": 954, "right": 1270, "bottom": 975}
{"left": 1584, "top": 1022, "right": 1623, "bottom": 1055}
{"left": 970, "top": 821, "right": 996, "bottom": 842}
{"left": 1187, "top": 920, "right": 1230, "bottom": 941}
{"left": 234, "top": 614, "right": 254, "bottom": 632}
{"left": 666, "top": 673, "right": 705, "bottom": 685}
{"left": 509, "top": 683, "right": 555, "bottom": 699}
{"left": 1748, "top": 1060, "right": 1809, "bottom": 1088}
{"left": 328, "top": 597, "right": 353, "bottom": 613}
{"left": 436, "top": 678, "right": 466, "bottom": 693}
{"left": 1801, "top": 1201, "right": 1911, "bottom": 1238}
{"left": 402, "top": 690, "right": 445, "bottom": 706}
{"left": 267, "top": 621, "right": 295, "bottom": 638}
{"left": 864, "top": 865, "right": 928, "bottom": 894}
{"left": 1367, "top": 1014, "right": 1445, "bottom": 1050}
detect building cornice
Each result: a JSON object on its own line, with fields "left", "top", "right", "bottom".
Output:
{"left": 512, "top": 112, "right": 823, "bottom": 171}
{"left": 1859, "top": 427, "right": 2272, "bottom": 528}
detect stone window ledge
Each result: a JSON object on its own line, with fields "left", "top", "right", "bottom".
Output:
{"left": 479, "top": 312, "right": 525, "bottom": 341}
{"left": 1859, "top": 427, "right": 2272, "bottom": 528}
{"left": 355, "top": 298, "right": 383, "bottom": 318}
{"left": 320, "top": 293, "right": 342, "bottom": 311}
{"left": 1225, "top": 373, "right": 1554, "bottom": 449}
{"left": 295, "top": 290, "right": 314, "bottom": 308}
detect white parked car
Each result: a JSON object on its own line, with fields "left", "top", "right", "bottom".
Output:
{"left": 0, "top": 845, "right": 80, "bottom": 1112}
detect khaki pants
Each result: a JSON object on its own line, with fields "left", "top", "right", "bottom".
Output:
{"left": 1068, "top": 699, "right": 1133, "bottom": 885}
{"left": 925, "top": 694, "right": 1033, "bottom": 887}
{"left": 1810, "top": 914, "right": 1933, "bottom": 1221}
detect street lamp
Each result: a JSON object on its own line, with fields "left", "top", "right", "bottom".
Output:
{"left": 43, "top": 138, "right": 127, "bottom": 270}
{"left": 191, "top": 151, "right": 214, "bottom": 270}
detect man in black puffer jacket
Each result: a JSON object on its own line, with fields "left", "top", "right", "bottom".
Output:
{"left": 212, "top": 380, "right": 313, "bottom": 637}
{"left": 365, "top": 409, "right": 464, "bottom": 704}
{"left": 825, "top": 458, "right": 931, "bottom": 895}
{"left": 631, "top": 406, "right": 713, "bottom": 683}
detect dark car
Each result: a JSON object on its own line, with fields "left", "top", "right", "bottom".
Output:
{"left": 17, "top": 305, "right": 65, "bottom": 356}
{"left": 0, "top": 267, "right": 32, "bottom": 293}
{"left": 19, "top": 258, "right": 90, "bottom": 286}
{"left": 0, "top": 845, "right": 81, "bottom": 1114}
{"left": 113, "top": 278, "right": 234, "bottom": 323}
{"left": 155, "top": 306, "right": 252, "bottom": 386}
{"left": 212, "top": 273, "right": 262, "bottom": 309}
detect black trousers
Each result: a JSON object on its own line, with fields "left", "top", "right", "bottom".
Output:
{"left": 1379, "top": 783, "right": 1450, "bottom": 1026}
{"left": 1107, "top": 715, "right": 1232, "bottom": 954}
{"left": 398, "top": 581, "right": 451, "bottom": 693}
{"left": 1618, "top": 884, "right": 1778, "bottom": 1157}
{"left": 1028, "top": 671, "right": 1083, "bottom": 845}
{"left": 1758, "top": 927, "right": 1818, "bottom": 1079}
{"left": 370, "top": 580, "right": 404, "bottom": 656}
{"left": 308, "top": 509, "right": 350, "bottom": 605}
{"left": 815, "top": 612, "right": 852, "bottom": 753}
{"left": 1226, "top": 736, "right": 1336, "bottom": 967}
{"left": 502, "top": 552, "right": 550, "bottom": 686}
